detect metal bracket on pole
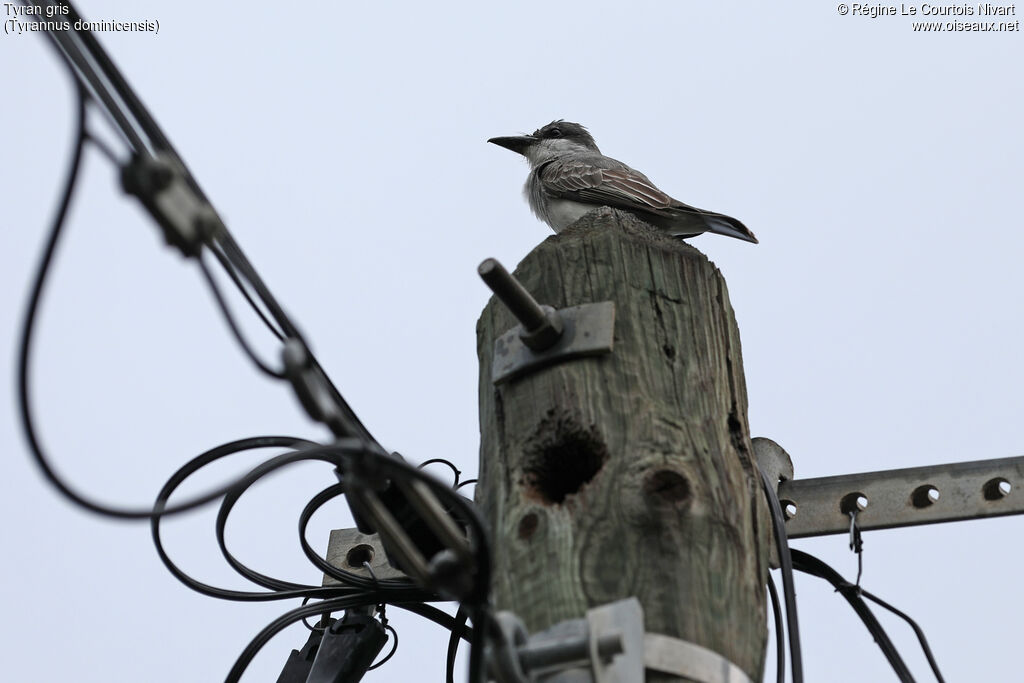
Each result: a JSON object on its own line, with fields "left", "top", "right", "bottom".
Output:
{"left": 322, "top": 528, "right": 410, "bottom": 586}
{"left": 478, "top": 258, "right": 615, "bottom": 384}
{"left": 487, "top": 599, "right": 636, "bottom": 683}
{"left": 642, "top": 633, "right": 753, "bottom": 683}
{"left": 486, "top": 597, "right": 751, "bottom": 683}
{"left": 753, "top": 437, "right": 1024, "bottom": 539}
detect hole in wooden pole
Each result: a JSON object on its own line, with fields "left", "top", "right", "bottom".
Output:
{"left": 518, "top": 512, "right": 539, "bottom": 540}
{"left": 524, "top": 419, "right": 607, "bottom": 505}
{"left": 642, "top": 470, "right": 691, "bottom": 506}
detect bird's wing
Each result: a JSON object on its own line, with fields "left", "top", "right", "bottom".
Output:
{"left": 537, "top": 155, "right": 675, "bottom": 211}
{"left": 538, "top": 154, "right": 758, "bottom": 243}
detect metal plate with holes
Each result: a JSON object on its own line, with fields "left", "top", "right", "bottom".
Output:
{"left": 492, "top": 301, "right": 615, "bottom": 384}
{"left": 777, "top": 455, "right": 1024, "bottom": 538}
{"left": 322, "top": 528, "right": 409, "bottom": 586}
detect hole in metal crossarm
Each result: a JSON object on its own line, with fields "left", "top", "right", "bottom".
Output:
{"left": 780, "top": 499, "right": 798, "bottom": 520}
{"left": 983, "top": 477, "right": 1012, "bottom": 501}
{"left": 911, "top": 484, "right": 940, "bottom": 508}
{"left": 346, "top": 544, "right": 375, "bottom": 568}
{"left": 840, "top": 491, "right": 869, "bottom": 515}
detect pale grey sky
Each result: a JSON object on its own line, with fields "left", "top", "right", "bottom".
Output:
{"left": 2, "top": 1, "right": 1022, "bottom": 681}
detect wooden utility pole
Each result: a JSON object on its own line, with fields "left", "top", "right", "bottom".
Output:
{"left": 476, "top": 208, "right": 769, "bottom": 681}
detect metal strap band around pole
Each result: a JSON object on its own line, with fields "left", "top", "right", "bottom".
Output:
{"left": 643, "top": 632, "right": 753, "bottom": 683}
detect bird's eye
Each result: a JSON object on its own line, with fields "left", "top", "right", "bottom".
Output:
{"left": 548, "top": 128, "right": 562, "bottom": 138}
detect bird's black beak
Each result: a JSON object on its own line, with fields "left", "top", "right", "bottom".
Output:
{"left": 487, "top": 135, "right": 536, "bottom": 156}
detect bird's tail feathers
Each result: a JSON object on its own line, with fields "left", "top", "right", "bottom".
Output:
{"left": 665, "top": 203, "right": 758, "bottom": 243}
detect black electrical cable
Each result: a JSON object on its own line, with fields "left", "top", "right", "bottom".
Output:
{"left": 212, "top": 448, "right": 360, "bottom": 593}
{"left": 44, "top": 0, "right": 382, "bottom": 447}
{"left": 214, "top": 455, "right": 409, "bottom": 595}
{"left": 341, "top": 447, "right": 494, "bottom": 605}
{"left": 759, "top": 468, "right": 804, "bottom": 683}
{"left": 335, "top": 446, "right": 494, "bottom": 682}
{"left": 15, "top": 75, "right": 308, "bottom": 521}
{"left": 767, "top": 575, "right": 785, "bottom": 683}
{"left": 58, "top": 0, "right": 178, "bottom": 160}
{"left": 419, "top": 458, "right": 463, "bottom": 487}
{"left": 367, "top": 621, "right": 399, "bottom": 670}
{"left": 83, "top": 130, "right": 121, "bottom": 165}
{"left": 466, "top": 605, "right": 494, "bottom": 683}
{"left": 213, "top": 442, "right": 490, "bottom": 602}
{"left": 211, "top": 234, "right": 380, "bottom": 444}
{"left": 298, "top": 483, "right": 416, "bottom": 591}
{"left": 446, "top": 606, "right": 470, "bottom": 683}
{"left": 337, "top": 448, "right": 493, "bottom": 683}
{"left": 34, "top": 0, "right": 147, "bottom": 154}
{"left": 198, "top": 253, "right": 287, "bottom": 380}
{"left": 790, "top": 550, "right": 915, "bottom": 682}
{"left": 225, "top": 588, "right": 444, "bottom": 682}
{"left": 17, "top": 77, "right": 92, "bottom": 508}
{"left": 151, "top": 437, "right": 355, "bottom": 601}
{"left": 859, "top": 589, "right": 945, "bottom": 683}
{"left": 218, "top": 535, "right": 481, "bottom": 681}
{"left": 43, "top": 8, "right": 287, "bottom": 363}
{"left": 208, "top": 243, "right": 286, "bottom": 341}
{"left": 225, "top": 594, "right": 377, "bottom": 683}
{"left": 298, "top": 483, "right": 383, "bottom": 590}
{"left": 14, "top": 78, "right": 259, "bottom": 521}
{"left": 299, "top": 596, "right": 329, "bottom": 632}
{"left": 150, "top": 439, "right": 475, "bottom": 678}
{"left": 27, "top": 15, "right": 492, "bottom": 681}
{"left": 396, "top": 602, "right": 473, "bottom": 643}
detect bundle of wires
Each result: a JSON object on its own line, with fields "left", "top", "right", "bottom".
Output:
{"left": 16, "top": 2, "right": 493, "bottom": 680}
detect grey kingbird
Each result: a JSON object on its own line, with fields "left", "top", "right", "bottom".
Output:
{"left": 488, "top": 120, "right": 757, "bottom": 243}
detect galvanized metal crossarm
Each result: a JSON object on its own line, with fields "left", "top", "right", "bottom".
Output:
{"left": 767, "top": 449, "right": 1024, "bottom": 538}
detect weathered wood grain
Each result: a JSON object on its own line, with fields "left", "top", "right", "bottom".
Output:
{"left": 476, "top": 208, "right": 768, "bottom": 681}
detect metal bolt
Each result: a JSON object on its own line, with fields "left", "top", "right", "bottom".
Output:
{"left": 478, "top": 258, "right": 564, "bottom": 351}
{"left": 517, "top": 630, "right": 623, "bottom": 671}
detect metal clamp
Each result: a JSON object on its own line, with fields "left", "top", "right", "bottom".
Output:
{"left": 487, "top": 599, "right": 637, "bottom": 683}
{"left": 643, "top": 633, "right": 753, "bottom": 683}
{"left": 120, "top": 152, "right": 219, "bottom": 257}
{"left": 478, "top": 258, "right": 615, "bottom": 384}
{"left": 486, "top": 598, "right": 752, "bottom": 683}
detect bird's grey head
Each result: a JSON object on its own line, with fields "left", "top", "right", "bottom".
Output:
{"left": 488, "top": 120, "right": 600, "bottom": 166}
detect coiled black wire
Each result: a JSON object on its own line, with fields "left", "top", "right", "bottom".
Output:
{"left": 22, "top": 7, "right": 493, "bottom": 682}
